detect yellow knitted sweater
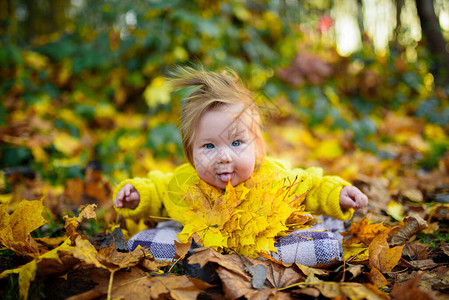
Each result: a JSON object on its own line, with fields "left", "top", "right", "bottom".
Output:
{"left": 113, "top": 157, "right": 353, "bottom": 257}
{"left": 113, "top": 157, "right": 353, "bottom": 222}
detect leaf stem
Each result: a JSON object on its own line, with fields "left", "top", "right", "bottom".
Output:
{"left": 107, "top": 270, "right": 115, "bottom": 300}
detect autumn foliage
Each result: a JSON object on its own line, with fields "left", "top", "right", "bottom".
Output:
{"left": 1, "top": 1, "right": 449, "bottom": 299}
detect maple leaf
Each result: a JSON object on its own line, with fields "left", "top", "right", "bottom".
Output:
{"left": 64, "top": 204, "right": 97, "bottom": 243}
{"left": 369, "top": 228, "right": 405, "bottom": 287}
{"left": 341, "top": 218, "right": 388, "bottom": 246}
{"left": 0, "top": 197, "right": 47, "bottom": 257}
{"left": 177, "top": 180, "right": 247, "bottom": 251}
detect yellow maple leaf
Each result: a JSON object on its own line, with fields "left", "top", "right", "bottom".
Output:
{"left": 177, "top": 181, "right": 246, "bottom": 251}
{"left": 0, "top": 198, "right": 47, "bottom": 257}
{"left": 63, "top": 204, "right": 97, "bottom": 243}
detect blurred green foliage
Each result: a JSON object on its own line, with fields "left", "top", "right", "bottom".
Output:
{"left": 0, "top": 0, "right": 448, "bottom": 186}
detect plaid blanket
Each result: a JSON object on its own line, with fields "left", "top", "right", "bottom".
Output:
{"left": 126, "top": 216, "right": 345, "bottom": 266}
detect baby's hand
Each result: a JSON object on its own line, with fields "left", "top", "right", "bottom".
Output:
{"left": 114, "top": 183, "right": 140, "bottom": 209}
{"left": 340, "top": 186, "right": 368, "bottom": 210}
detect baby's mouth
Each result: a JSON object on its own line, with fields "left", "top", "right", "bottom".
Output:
{"left": 217, "top": 172, "right": 235, "bottom": 183}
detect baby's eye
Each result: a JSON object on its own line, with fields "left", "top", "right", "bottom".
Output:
{"left": 204, "top": 143, "right": 215, "bottom": 149}
{"left": 232, "top": 140, "right": 241, "bottom": 147}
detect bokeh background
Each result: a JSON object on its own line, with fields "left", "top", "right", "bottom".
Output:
{"left": 1, "top": 0, "right": 449, "bottom": 229}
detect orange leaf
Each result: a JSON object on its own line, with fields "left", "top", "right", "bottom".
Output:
{"left": 342, "top": 218, "right": 388, "bottom": 246}
{"left": 369, "top": 228, "right": 404, "bottom": 273}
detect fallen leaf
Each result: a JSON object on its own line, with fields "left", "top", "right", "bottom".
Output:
{"left": 370, "top": 228, "right": 404, "bottom": 273}
{"left": 35, "top": 236, "right": 67, "bottom": 249}
{"left": 369, "top": 229, "right": 404, "bottom": 287}
{"left": 303, "top": 281, "right": 389, "bottom": 300}
{"left": 406, "top": 259, "right": 439, "bottom": 270}
{"left": 174, "top": 234, "right": 194, "bottom": 259}
{"left": 188, "top": 247, "right": 304, "bottom": 299}
{"left": 296, "top": 264, "right": 332, "bottom": 277}
{"left": 402, "top": 241, "right": 431, "bottom": 260}
{"left": 389, "top": 215, "right": 428, "bottom": 247}
{"left": 369, "top": 267, "right": 389, "bottom": 288}
{"left": 69, "top": 267, "right": 213, "bottom": 300}
{"left": 390, "top": 274, "right": 433, "bottom": 300}
{"left": 343, "top": 243, "right": 369, "bottom": 262}
{"left": 64, "top": 204, "right": 97, "bottom": 243}
{"left": 97, "top": 243, "right": 150, "bottom": 271}
{"left": 401, "top": 188, "right": 424, "bottom": 202}
{"left": 387, "top": 200, "right": 405, "bottom": 221}
{"left": 442, "top": 241, "right": 449, "bottom": 257}
{"left": 342, "top": 218, "right": 388, "bottom": 246}
{"left": 0, "top": 198, "right": 47, "bottom": 256}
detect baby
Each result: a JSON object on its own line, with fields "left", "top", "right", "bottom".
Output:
{"left": 113, "top": 67, "right": 368, "bottom": 266}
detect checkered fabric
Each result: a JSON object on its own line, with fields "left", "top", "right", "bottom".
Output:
{"left": 270, "top": 217, "right": 344, "bottom": 265}
{"left": 127, "top": 227, "right": 181, "bottom": 261}
{"left": 127, "top": 217, "right": 345, "bottom": 266}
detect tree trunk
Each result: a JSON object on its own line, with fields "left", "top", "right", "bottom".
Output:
{"left": 415, "top": 0, "right": 449, "bottom": 86}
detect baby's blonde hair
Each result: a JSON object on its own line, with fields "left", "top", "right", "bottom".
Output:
{"left": 170, "top": 66, "right": 266, "bottom": 167}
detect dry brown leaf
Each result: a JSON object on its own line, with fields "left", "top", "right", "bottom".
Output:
{"left": 64, "top": 204, "right": 97, "bottom": 243}
{"left": 69, "top": 267, "right": 213, "bottom": 300}
{"left": 310, "top": 281, "right": 389, "bottom": 300}
{"left": 369, "top": 267, "right": 389, "bottom": 289}
{"left": 441, "top": 241, "right": 449, "bottom": 257}
{"left": 67, "top": 236, "right": 149, "bottom": 272}
{"left": 402, "top": 241, "right": 431, "bottom": 260}
{"left": 174, "top": 234, "right": 194, "bottom": 259}
{"left": 97, "top": 243, "right": 151, "bottom": 270}
{"left": 390, "top": 274, "right": 433, "bottom": 300}
{"left": 406, "top": 259, "right": 439, "bottom": 270}
{"left": 335, "top": 264, "right": 364, "bottom": 282}
{"left": 188, "top": 247, "right": 304, "bottom": 299}
{"left": 389, "top": 215, "right": 428, "bottom": 247}
{"left": 369, "top": 228, "right": 404, "bottom": 274}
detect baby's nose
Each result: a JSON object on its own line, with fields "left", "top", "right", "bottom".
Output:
{"left": 217, "top": 147, "right": 232, "bottom": 163}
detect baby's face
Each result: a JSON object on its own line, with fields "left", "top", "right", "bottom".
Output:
{"left": 192, "top": 103, "right": 256, "bottom": 189}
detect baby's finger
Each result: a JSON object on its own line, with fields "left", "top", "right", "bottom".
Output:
{"left": 123, "top": 184, "right": 132, "bottom": 196}
{"left": 126, "top": 191, "right": 140, "bottom": 203}
{"left": 340, "top": 196, "right": 356, "bottom": 209}
{"left": 360, "top": 194, "right": 368, "bottom": 208}
{"left": 114, "top": 191, "right": 124, "bottom": 207}
{"left": 355, "top": 194, "right": 368, "bottom": 209}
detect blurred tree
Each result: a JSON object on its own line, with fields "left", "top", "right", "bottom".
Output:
{"left": 416, "top": 0, "right": 449, "bottom": 85}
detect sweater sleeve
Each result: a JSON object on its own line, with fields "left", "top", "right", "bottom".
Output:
{"left": 112, "top": 170, "right": 172, "bottom": 220}
{"left": 291, "top": 166, "right": 354, "bottom": 221}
